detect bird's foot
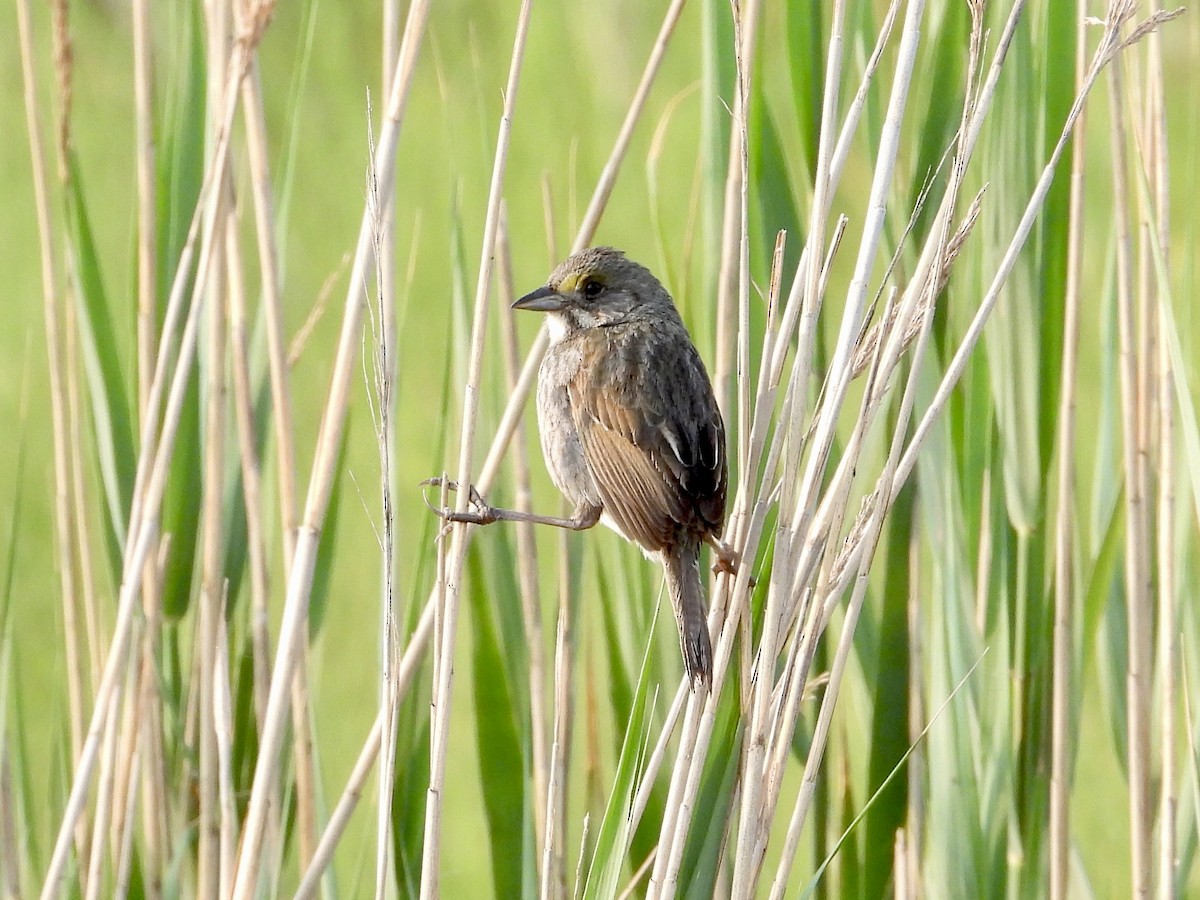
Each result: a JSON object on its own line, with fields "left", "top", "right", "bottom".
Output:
{"left": 710, "top": 539, "right": 755, "bottom": 586}
{"left": 420, "top": 477, "right": 498, "bottom": 525}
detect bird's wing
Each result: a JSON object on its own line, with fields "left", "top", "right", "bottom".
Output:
{"left": 570, "top": 324, "right": 727, "bottom": 552}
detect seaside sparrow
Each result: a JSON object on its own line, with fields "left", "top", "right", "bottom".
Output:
{"left": 431, "top": 247, "right": 735, "bottom": 687}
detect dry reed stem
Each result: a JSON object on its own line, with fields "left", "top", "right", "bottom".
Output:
{"left": 15, "top": 0, "right": 81, "bottom": 765}
{"left": 1049, "top": 7, "right": 1090, "bottom": 897}
{"left": 726, "top": 4, "right": 774, "bottom": 890}
{"left": 199, "top": 9, "right": 235, "bottom": 893}
{"left": 129, "top": 1, "right": 170, "bottom": 848}
{"left": 541, "top": 554, "right": 575, "bottom": 900}
{"left": 496, "top": 212, "right": 551, "bottom": 869}
{"left": 1146, "top": 6, "right": 1177, "bottom": 895}
{"left": 15, "top": 0, "right": 102, "bottom": 883}
{"left": 1108, "top": 29, "right": 1153, "bottom": 899}
{"left": 376, "top": 2, "right": 402, "bottom": 891}
{"left": 363, "top": 108, "right": 400, "bottom": 900}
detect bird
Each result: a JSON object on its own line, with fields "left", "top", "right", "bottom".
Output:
{"left": 431, "top": 246, "right": 735, "bottom": 688}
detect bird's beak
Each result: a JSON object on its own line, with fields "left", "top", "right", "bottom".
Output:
{"left": 512, "top": 285, "right": 565, "bottom": 312}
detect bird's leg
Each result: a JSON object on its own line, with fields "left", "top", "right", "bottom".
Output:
{"left": 422, "top": 477, "right": 602, "bottom": 531}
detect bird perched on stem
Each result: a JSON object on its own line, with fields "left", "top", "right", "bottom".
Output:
{"left": 429, "top": 246, "right": 736, "bottom": 688}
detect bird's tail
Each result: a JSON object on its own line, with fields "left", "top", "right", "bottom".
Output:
{"left": 664, "top": 543, "right": 712, "bottom": 689}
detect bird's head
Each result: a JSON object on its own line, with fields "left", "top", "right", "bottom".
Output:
{"left": 512, "top": 247, "right": 675, "bottom": 335}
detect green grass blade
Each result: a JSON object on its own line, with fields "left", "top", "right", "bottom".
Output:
{"left": 65, "top": 153, "right": 136, "bottom": 567}
{"left": 466, "top": 544, "right": 527, "bottom": 899}
{"left": 582, "top": 606, "right": 661, "bottom": 900}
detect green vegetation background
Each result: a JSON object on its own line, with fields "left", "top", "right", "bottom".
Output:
{"left": 2, "top": 1, "right": 1197, "bottom": 895}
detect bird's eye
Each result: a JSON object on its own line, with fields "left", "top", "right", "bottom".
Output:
{"left": 582, "top": 279, "right": 603, "bottom": 299}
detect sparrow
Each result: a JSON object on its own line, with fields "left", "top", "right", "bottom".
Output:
{"left": 432, "top": 246, "right": 734, "bottom": 687}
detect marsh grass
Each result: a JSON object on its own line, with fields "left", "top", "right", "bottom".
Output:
{"left": 4, "top": 0, "right": 1198, "bottom": 897}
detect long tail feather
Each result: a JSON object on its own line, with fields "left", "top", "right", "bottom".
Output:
{"left": 663, "top": 543, "right": 712, "bottom": 689}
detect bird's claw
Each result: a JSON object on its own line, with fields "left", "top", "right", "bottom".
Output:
{"left": 711, "top": 541, "right": 756, "bottom": 586}
{"left": 420, "top": 477, "right": 497, "bottom": 524}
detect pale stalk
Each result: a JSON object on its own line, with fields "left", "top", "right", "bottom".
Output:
{"left": 131, "top": 4, "right": 167, "bottom": 882}
{"left": 1147, "top": 5, "right": 1176, "bottom": 894}
{"left": 376, "top": 1, "right": 401, "bottom": 891}
{"left": 1050, "top": 7, "right": 1089, "bottom": 896}
{"left": 541, "top": 575, "right": 574, "bottom": 900}
{"left": 214, "top": 595, "right": 238, "bottom": 899}
{"left": 15, "top": 0, "right": 83, "bottom": 807}
{"left": 496, "top": 214, "right": 550, "bottom": 868}
{"left": 1110, "top": 35, "right": 1154, "bottom": 900}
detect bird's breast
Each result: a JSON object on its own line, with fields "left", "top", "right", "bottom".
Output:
{"left": 536, "top": 344, "right": 599, "bottom": 508}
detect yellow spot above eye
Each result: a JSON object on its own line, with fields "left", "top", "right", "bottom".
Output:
{"left": 557, "top": 272, "right": 603, "bottom": 295}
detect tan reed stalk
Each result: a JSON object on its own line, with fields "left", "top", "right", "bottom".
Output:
{"left": 230, "top": 0, "right": 318, "bottom": 866}
{"left": 542, "top": 734, "right": 564, "bottom": 900}
{"left": 129, "top": 6, "right": 170, "bottom": 885}
{"left": 225, "top": 193, "right": 272, "bottom": 732}
{"left": 1146, "top": 9, "right": 1177, "bottom": 897}
{"left": 375, "top": 1, "right": 401, "bottom": 890}
{"left": 112, "top": 733, "right": 141, "bottom": 899}
{"left": 199, "top": 6, "right": 234, "bottom": 894}
{"left": 253, "top": 43, "right": 324, "bottom": 884}
{"left": 214, "top": 590, "right": 238, "bottom": 898}
{"left": 364, "top": 115, "right": 401, "bottom": 900}
{"left": 82, "top": 655, "right": 126, "bottom": 899}
{"left": 1049, "top": 8, "right": 1090, "bottom": 897}
{"left": 496, "top": 212, "right": 551, "bottom": 868}
{"left": 15, "top": 0, "right": 93, "bottom": 876}
{"left": 726, "top": 1, "right": 772, "bottom": 891}
{"left": 549, "top": 527, "right": 582, "bottom": 899}
{"left": 108, "top": 657, "right": 146, "bottom": 896}
{"left": 1108, "top": 14, "right": 1153, "bottom": 897}
{"left": 229, "top": 3, "right": 431, "bottom": 893}
{"left": 540, "top": 580, "right": 567, "bottom": 900}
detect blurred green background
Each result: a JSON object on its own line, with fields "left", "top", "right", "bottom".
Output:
{"left": 2, "top": 0, "right": 1197, "bottom": 895}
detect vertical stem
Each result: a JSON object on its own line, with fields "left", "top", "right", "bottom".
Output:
{"left": 1109, "top": 47, "right": 1153, "bottom": 900}
{"left": 496, "top": 214, "right": 550, "bottom": 870}
{"left": 1049, "top": 7, "right": 1089, "bottom": 897}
